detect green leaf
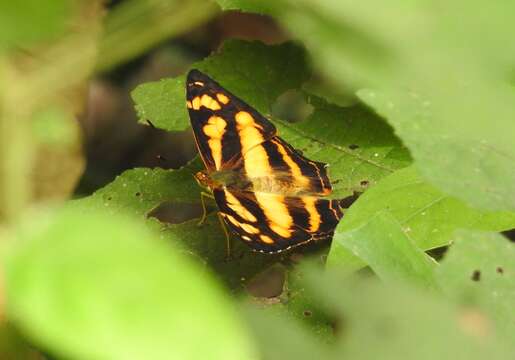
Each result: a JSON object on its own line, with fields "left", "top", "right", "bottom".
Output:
{"left": 328, "top": 166, "right": 515, "bottom": 271}
{"left": 274, "top": 96, "right": 409, "bottom": 195}
{"left": 436, "top": 231, "right": 515, "bottom": 344}
{"left": 71, "top": 160, "right": 279, "bottom": 289}
{"left": 132, "top": 40, "right": 411, "bottom": 196}
{"left": 72, "top": 160, "right": 203, "bottom": 217}
{"left": 5, "top": 208, "right": 257, "bottom": 360}
{"left": 334, "top": 211, "right": 437, "bottom": 288}
{"left": 216, "top": 0, "right": 276, "bottom": 14}
{"left": 132, "top": 40, "right": 310, "bottom": 131}
{"left": 263, "top": 0, "right": 515, "bottom": 211}
{"left": 0, "top": 0, "right": 71, "bottom": 49}
{"left": 242, "top": 304, "right": 331, "bottom": 360}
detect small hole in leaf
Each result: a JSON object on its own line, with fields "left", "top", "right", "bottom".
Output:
{"left": 496, "top": 267, "right": 504, "bottom": 274}
{"left": 501, "top": 229, "right": 515, "bottom": 242}
{"left": 271, "top": 90, "right": 314, "bottom": 123}
{"left": 339, "top": 191, "right": 362, "bottom": 209}
{"left": 471, "top": 270, "right": 481, "bottom": 281}
{"left": 107, "top": 196, "right": 112, "bottom": 201}
{"left": 427, "top": 246, "right": 448, "bottom": 261}
{"left": 348, "top": 144, "right": 359, "bottom": 150}
{"left": 303, "top": 310, "right": 312, "bottom": 317}
{"left": 135, "top": 192, "right": 141, "bottom": 197}
{"left": 246, "top": 265, "right": 286, "bottom": 298}
{"left": 148, "top": 201, "right": 202, "bottom": 224}
{"left": 360, "top": 180, "right": 369, "bottom": 187}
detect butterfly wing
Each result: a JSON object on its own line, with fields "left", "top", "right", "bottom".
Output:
{"left": 243, "top": 136, "right": 333, "bottom": 195}
{"left": 186, "top": 69, "right": 276, "bottom": 172}
{"left": 187, "top": 70, "right": 345, "bottom": 253}
{"left": 213, "top": 188, "right": 344, "bottom": 253}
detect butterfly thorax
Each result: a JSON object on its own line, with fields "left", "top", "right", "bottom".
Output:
{"left": 195, "top": 169, "right": 250, "bottom": 190}
{"left": 196, "top": 169, "right": 314, "bottom": 196}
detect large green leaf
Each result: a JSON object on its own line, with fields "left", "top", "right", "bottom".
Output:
{"left": 436, "top": 231, "right": 515, "bottom": 344}
{"left": 5, "top": 208, "right": 257, "bottom": 360}
{"left": 220, "top": 0, "right": 515, "bottom": 211}
{"left": 328, "top": 166, "right": 515, "bottom": 271}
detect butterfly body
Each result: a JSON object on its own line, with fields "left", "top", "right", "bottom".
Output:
{"left": 186, "top": 69, "right": 345, "bottom": 253}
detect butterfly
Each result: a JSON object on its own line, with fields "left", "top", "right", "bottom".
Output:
{"left": 186, "top": 69, "right": 345, "bottom": 253}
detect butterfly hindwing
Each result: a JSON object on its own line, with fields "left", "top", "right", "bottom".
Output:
{"left": 213, "top": 188, "right": 311, "bottom": 253}
{"left": 213, "top": 188, "right": 344, "bottom": 253}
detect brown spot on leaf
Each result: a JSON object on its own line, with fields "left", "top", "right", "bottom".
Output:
{"left": 471, "top": 270, "right": 481, "bottom": 281}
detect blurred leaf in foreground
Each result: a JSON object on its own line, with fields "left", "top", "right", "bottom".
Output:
{"left": 0, "top": 0, "right": 71, "bottom": 50}
{"left": 97, "top": 0, "right": 217, "bottom": 71}
{"left": 5, "top": 208, "right": 257, "bottom": 360}
{"left": 437, "top": 231, "right": 515, "bottom": 345}
{"left": 245, "top": 266, "right": 509, "bottom": 360}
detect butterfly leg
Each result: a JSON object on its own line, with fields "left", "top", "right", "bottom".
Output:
{"left": 198, "top": 191, "right": 215, "bottom": 226}
{"left": 217, "top": 212, "right": 232, "bottom": 259}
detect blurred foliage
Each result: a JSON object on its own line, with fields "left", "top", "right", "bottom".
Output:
{"left": 1, "top": 0, "right": 515, "bottom": 359}
{"left": 5, "top": 208, "right": 257, "bottom": 359}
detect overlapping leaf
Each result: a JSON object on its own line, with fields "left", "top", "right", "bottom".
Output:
{"left": 436, "top": 231, "right": 515, "bottom": 344}
{"left": 328, "top": 166, "right": 515, "bottom": 272}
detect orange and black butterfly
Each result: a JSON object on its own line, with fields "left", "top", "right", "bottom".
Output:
{"left": 186, "top": 69, "right": 345, "bottom": 253}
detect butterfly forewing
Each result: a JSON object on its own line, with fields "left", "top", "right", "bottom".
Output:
{"left": 186, "top": 69, "right": 276, "bottom": 171}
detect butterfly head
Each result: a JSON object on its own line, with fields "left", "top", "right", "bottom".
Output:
{"left": 194, "top": 170, "right": 216, "bottom": 189}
